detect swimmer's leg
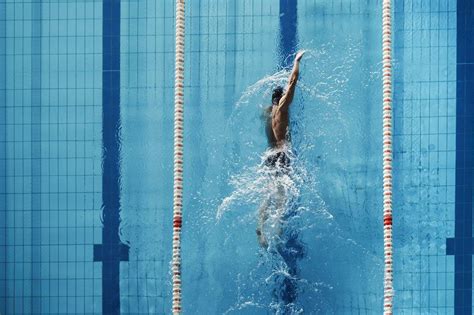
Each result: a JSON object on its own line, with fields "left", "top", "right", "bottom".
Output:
{"left": 257, "top": 196, "right": 270, "bottom": 248}
{"left": 274, "top": 183, "right": 287, "bottom": 237}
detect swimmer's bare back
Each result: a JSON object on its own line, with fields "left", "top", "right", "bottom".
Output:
{"left": 271, "top": 51, "right": 305, "bottom": 148}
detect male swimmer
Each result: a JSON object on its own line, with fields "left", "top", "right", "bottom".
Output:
{"left": 257, "top": 51, "right": 305, "bottom": 247}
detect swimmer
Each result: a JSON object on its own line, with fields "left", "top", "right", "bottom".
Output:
{"left": 257, "top": 51, "right": 305, "bottom": 247}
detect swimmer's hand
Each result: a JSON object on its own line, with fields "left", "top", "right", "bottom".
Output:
{"left": 295, "top": 50, "right": 305, "bottom": 63}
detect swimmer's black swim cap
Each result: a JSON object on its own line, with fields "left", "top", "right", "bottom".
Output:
{"left": 272, "top": 86, "right": 284, "bottom": 105}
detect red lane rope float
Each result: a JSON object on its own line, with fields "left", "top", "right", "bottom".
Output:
{"left": 172, "top": 0, "right": 185, "bottom": 313}
{"left": 382, "top": 0, "right": 394, "bottom": 313}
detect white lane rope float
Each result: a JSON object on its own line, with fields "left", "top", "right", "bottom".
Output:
{"left": 382, "top": 0, "right": 394, "bottom": 313}
{"left": 172, "top": 0, "right": 185, "bottom": 313}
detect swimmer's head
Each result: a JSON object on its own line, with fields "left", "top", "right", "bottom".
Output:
{"left": 272, "top": 86, "right": 284, "bottom": 106}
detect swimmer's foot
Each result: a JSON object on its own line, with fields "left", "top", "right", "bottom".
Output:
{"left": 256, "top": 228, "right": 268, "bottom": 248}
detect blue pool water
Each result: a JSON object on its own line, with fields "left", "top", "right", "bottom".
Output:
{"left": 0, "top": 0, "right": 471, "bottom": 314}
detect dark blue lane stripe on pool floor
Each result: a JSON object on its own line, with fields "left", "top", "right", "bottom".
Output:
{"left": 94, "top": 1, "right": 129, "bottom": 314}
{"left": 279, "top": 0, "right": 298, "bottom": 69}
{"left": 277, "top": 0, "right": 302, "bottom": 308}
{"left": 446, "top": 1, "right": 473, "bottom": 314}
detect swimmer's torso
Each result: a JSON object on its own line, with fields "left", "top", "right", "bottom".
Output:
{"left": 265, "top": 106, "right": 290, "bottom": 148}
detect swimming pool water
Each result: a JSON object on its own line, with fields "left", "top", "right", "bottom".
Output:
{"left": 0, "top": 0, "right": 470, "bottom": 314}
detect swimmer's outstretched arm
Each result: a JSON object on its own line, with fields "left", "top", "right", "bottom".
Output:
{"left": 277, "top": 51, "right": 305, "bottom": 112}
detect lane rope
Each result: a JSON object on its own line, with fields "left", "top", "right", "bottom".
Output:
{"left": 172, "top": 0, "right": 185, "bottom": 313}
{"left": 382, "top": 0, "right": 394, "bottom": 313}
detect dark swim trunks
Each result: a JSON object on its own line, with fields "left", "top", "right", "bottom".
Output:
{"left": 264, "top": 151, "right": 291, "bottom": 174}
